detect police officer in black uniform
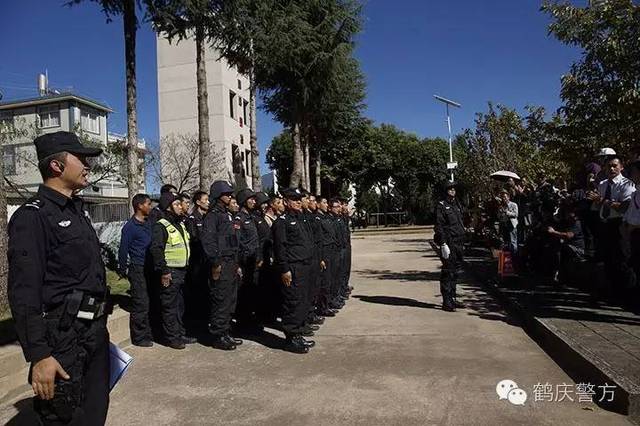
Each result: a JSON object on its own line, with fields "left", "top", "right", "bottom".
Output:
{"left": 434, "top": 182, "right": 466, "bottom": 312}
{"left": 184, "top": 191, "right": 210, "bottom": 324}
{"left": 8, "top": 131, "right": 111, "bottom": 425}
{"left": 329, "top": 199, "right": 346, "bottom": 310}
{"left": 201, "top": 180, "right": 243, "bottom": 350}
{"left": 252, "top": 192, "right": 276, "bottom": 323}
{"left": 234, "top": 188, "right": 262, "bottom": 333}
{"left": 302, "top": 193, "right": 325, "bottom": 327}
{"left": 316, "top": 196, "right": 340, "bottom": 317}
{"left": 272, "top": 188, "right": 316, "bottom": 353}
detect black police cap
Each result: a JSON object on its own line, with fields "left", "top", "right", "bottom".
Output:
{"left": 236, "top": 188, "right": 256, "bottom": 206}
{"left": 281, "top": 187, "right": 303, "bottom": 201}
{"left": 34, "top": 131, "right": 102, "bottom": 162}
{"left": 254, "top": 191, "right": 270, "bottom": 205}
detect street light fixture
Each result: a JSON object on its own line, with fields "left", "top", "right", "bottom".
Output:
{"left": 434, "top": 94, "right": 461, "bottom": 182}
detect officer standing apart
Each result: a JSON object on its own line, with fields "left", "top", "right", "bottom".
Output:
{"left": 434, "top": 182, "right": 466, "bottom": 312}
{"left": 201, "top": 181, "right": 243, "bottom": 350}
{"left": 273, "top": 188, "right": 317, "bottom": 353}
{"left": 8, "top": 131, "right": 111, "bottom": 425}
{"left": 149, "top": 192, "right": 195, "bottom": 350}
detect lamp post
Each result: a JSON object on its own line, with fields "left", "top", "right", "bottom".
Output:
{"left": 434, "top": 95, "right": 461, "bottom": 182}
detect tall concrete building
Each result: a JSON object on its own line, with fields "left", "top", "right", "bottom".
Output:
{"left": 156, "top": 36, "right": 254, "bottom": 191}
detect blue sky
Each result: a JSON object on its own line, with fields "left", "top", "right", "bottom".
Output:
{"left": 0, "top": 0, "right": 580, "bottom": 177}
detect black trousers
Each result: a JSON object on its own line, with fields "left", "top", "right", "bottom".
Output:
{"left": 601, "top": 220, "right": 634, "bottom": 291}
{"left": 343, "top": 245, "right": 352, "bottom": 293}
{"left": 256, "top": 263, "right": 280, "bottom": 321}
{"left": 33, "top": 316, "right": 110, "bottom": 425}
{"left": 631, "top": 228, "right": 640, "bottom": 287}
{"left": 440, "top": 239, "right": 464, "bottom": 307}
{"left": 332, "top": 248, "right": 346, "bottom": 303}
{"left": 184, "top": 249, "right": 210, "bottom": 323}
{"left": 281, "top": 262, "right": 312, "bottom": 337}
{"left": 208, "top": 259, "right": 240, "bottom": 336}
{"left": 128, "top": 264, "right": 152, "bottom": 344}
{"left": 159, "top": 267, "right": 186, "bottom": 344}
{"left": 306, "top": 252, "right": 322, "bottom": 318}
{"left": 322, "top": 249, "right": 339, "bottom": 310}
{"left": 236, "top": 253, "right": 259, "bottom": 326}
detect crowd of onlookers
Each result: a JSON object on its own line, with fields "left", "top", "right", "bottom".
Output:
{"left": 472, "top": 148, "right": 640, "bottom": 307}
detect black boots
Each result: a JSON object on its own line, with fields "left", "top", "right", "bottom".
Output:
{"left": 284, "top": 335, "right": 314, "bottom": 354}
{"left": 211, "top": 334, "right": 237, "bottom": 350}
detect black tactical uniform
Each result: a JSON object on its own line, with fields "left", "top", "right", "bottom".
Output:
{"left": 184, "top": 208, "right": 209, "bottom": 322}
{"left": 317, "top": 209, "right": 340, "bottom": 315}
{"left": 272, "top": 189, "right": 315, "bottom": 353}
{"left": 8, "top": 132, "right": 110, "bottom": 425}
{"left": 304, "top": 209, "right": 323, "bottom": 322}
{"left": 201, "top": 181, "right": 241, "bottom": 350}
{"left": 342, "top": 210, "right": 353, "bottom": 297}
{"left": 331, "top": 213, "right": 346, "bottom": 309}
{"left": 253, "top": 193, "right": 278, "bottom": 322}
{"left": 434, "top": 184, "right": 466, "bottom": 311}
{"left": 234, "top": 189, "right": 262, "bottom": 330}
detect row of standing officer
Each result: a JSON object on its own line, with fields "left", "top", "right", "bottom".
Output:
{"left": 193, "top": 182, "right": 354, "bottom": 354}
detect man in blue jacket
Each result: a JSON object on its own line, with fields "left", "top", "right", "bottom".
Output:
{"left": 118, "top": 193, "right": 153, "bottom": 347}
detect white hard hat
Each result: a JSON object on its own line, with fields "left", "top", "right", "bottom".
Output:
{"left": 596, "top": 147, "right": 616, "bottom": 157}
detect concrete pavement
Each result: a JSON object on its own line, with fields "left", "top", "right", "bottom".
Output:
{"left": 0, "top": 233, "right": 631, "bottom": 425}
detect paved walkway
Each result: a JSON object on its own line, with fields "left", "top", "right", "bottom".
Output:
{"left": 0, "top": 234, "right": 631, "bottom": 425}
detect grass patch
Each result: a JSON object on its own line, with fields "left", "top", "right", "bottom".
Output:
{"left": 107, "top": 270, "right": 130, "bottom": 297}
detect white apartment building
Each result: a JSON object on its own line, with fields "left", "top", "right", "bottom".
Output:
{"left": 0, "top": 91, "right": 129, "bottom": 198}
{"left": 157, "top": 36, "right": 254, "bottom": 190}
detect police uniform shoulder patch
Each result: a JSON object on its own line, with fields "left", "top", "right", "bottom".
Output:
{"left": 24, "top": 198, "right": 44, "bottom": 210}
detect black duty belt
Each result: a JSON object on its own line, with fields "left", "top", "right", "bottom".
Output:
{"left": 46, "top": 290, "right": 108, "bottom": 324}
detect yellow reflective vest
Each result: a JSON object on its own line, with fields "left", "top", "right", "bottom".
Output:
{"left": 158, "top": 218, "right": 190, "bottom": 268}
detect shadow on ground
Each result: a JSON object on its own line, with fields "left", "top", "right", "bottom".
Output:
{"left": 4, "top": 397, "right": 37, "bottom": 425}
{"left": 355, "top": 269, "right": 441, "bottom": 282}
{"left": 353, "top": 295, "right": 440, "bottom": 309}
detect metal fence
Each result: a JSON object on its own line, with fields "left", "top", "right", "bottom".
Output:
{"left": 87, "top": 202, "right": 130, "bottom": 223}
{"left": 367, "top": 212, "right": 409, "bottom": 227}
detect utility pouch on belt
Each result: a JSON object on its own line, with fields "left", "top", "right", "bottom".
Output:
{"left": 60, "top": 290, "right": 108, "bottom": 330}
{"left": 60, "top": 290, "right": 83, "bottom": 330}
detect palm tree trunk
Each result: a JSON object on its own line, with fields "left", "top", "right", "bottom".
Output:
{"left": 196, "top": 25, "right": 212, "bottom": 191}
{"left": 123, "top": 0, "right": 139, "bottom": 211}
{"left": 303, "top": 139, "right": 310, "bottom": 190}
{"left": 249, "top": 72, "right": 261, "bottom": 190}
{"left": 290, "top": 122, "right": 303, "bottom": 188}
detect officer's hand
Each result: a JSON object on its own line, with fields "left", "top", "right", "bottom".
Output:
{"left": 211, "top": 265, "right": 222, "bottom": 281}
{"left": 237, "top": 267, "right": 243, "bottom": 278}
{"left": 256, "top": 260, "right": 264, "bottom": 269}
{"left": 320, "top": 260, "right": 326, "bottom": 270}
{"left": 282, "top": 271, "right": 292, "bottom": 287}
{"left": 161, "top": 273, "right": 172, "bottom": 287}
{"left": 32, "top": 356, "right": 69, "bottom": 400}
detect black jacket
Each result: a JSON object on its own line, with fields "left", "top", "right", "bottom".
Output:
{"left": 254, "top": 211, "right": 273, "bottom": 265}
{"left": 434, "top": 198, "right": 465, "bottom": 244}
{"left": 235, "top": 209, "right": 260, "bottom": 261}
{"left": 8, "top": 185, "right": 106, "bottom": 363}
{"left": 201, "top": 203, "right": 239, "bottom": 267}
{"left": 272, "top": 210, "right": 314, "bottom": 273}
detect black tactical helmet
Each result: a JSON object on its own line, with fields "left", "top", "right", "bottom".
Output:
{"left": 254, "top": 191, "right": 270, "bottom": 206}
{"left": 236, "top": 188, "right": 256, "bottom": 206}
{"left": 209, "top": 180, "right": 234, "bottom": 199}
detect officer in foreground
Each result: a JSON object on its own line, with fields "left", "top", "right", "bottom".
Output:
{"left": 8, "top": 131, "right": 111, "bottom": 425}
{"left": 272, "top": 188, "right": 316, "bottom": 353}
{"left": 434, "top": 182, "right": 466, "bottom": 312}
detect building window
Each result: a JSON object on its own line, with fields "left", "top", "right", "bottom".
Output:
{"left": 245, "top": 149, "right": 251, "bottom": 177}
{"left": 240, "top": 135, "right": 244, "bottom": 145}
{"left": 229, "top": 91, "right": 236, "bottom": 119}
{"left": 81, "top": 108, "right": 100, "bottom": 134}
{"left": 243, "top": 100, "right": 248, "bottom": 126}
{"left": 232, "top": 144, "right": 242, "bottom": 174}
{"left": 37, "top": 104, "right": 60, "bottom": 128}
{"left": 0, "top": 110, "right": 13, "bottom": 130}
{"left": 237, "top": 79, "right": 242, "bottom": 90}
{"left": 3, "top": 145, "right": 16, "bottom": 176}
